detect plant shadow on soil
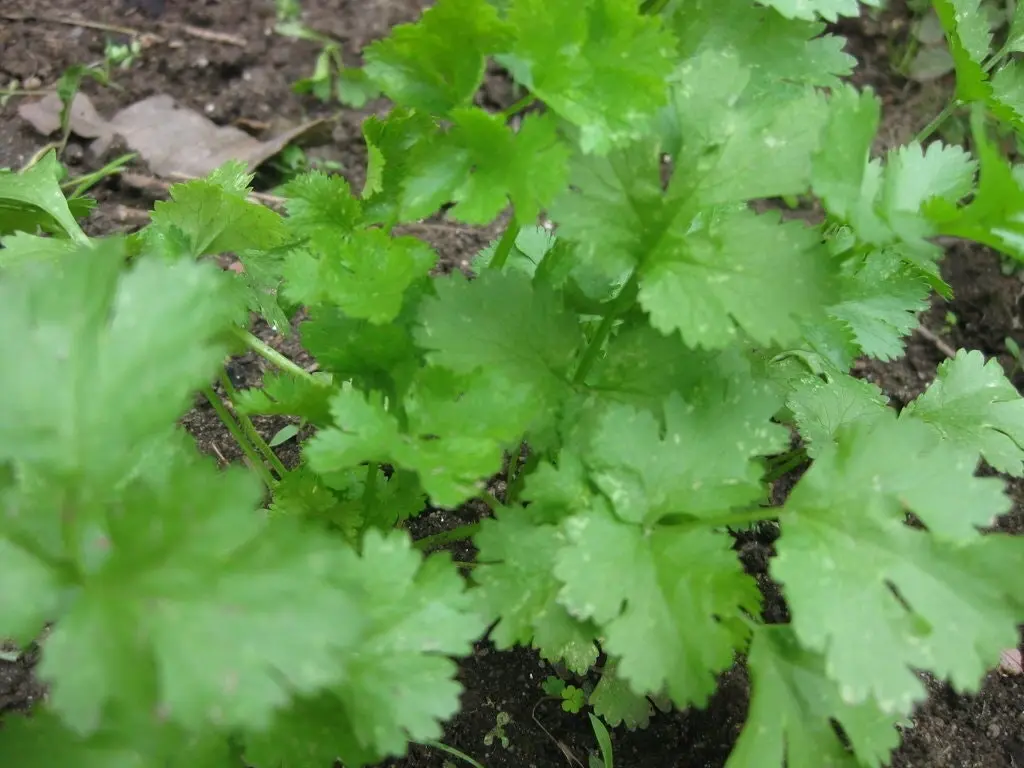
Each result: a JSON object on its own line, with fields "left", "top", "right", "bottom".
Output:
{"left": 2, "top": 1, "right": 1023, "bottom": 766}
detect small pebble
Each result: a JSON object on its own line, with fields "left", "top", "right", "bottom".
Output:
{"left": 23, "top": 75, "right": 42, "bottom": 90}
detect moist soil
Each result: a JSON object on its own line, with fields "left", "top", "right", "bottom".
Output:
{"left": 2, "top": 2, "right": 1023, "bottom": 767}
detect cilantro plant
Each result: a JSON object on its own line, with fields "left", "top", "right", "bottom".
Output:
{"left": 3, "top": 1, "right": 1024, "bottom": 767}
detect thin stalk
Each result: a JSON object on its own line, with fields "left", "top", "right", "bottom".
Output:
{"left": 690, "top": 507, "right": 776, "bottom": 532}
{"left": 422, "top": 741, "right": 486, "bottom": 768}
{"left": 504, "top": 447, "right": 521, "bottom": 503}
{"left": 362, "top": 462, "right": 379, "bottom": 512}
{"left": 62, "top": 153, "right": 136, "bottom": 198}
{"left": 498, "top": 94, "right": 535, "bottom": 120}
{"left": 914, "top": 99, "right": 960, "bottom": 144}
{"left": 218, "top": 368, "right": 289, "bottom": 478}
{"left": 639, "top": 0, "right": 670, "bottom": 13}
{"left": 488, "top": 218, "right": 520, "bottom": 271}
{"left": 202, "top": 386, "right": 277, "bottom": 489}
{"left": 413, "top": 522, "right": 482, "bottom": 551}
{"left": 233, "top": 327, "right": 318, "bottom": 384}
{"left": 763, "top": 448, "right": 808, "bottom": 484}
{"left": 572, "top": 270, "right": 640, "bottom": 384}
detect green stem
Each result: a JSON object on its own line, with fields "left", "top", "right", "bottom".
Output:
{"left": 233, "top": 327, "right": 318, "bottom": 384}
{"left": 202, "top": 386, "right": 277, "bottom": 489}
{"left": 689, "top": 507, "right": 775, "bottom": 531}
{"left": 413, "top": 522, "right": 482, "bottom": 552}
{"left": 362, "top": 462, "right": 379, "bottom": 511}
{"left": 488, "top": 218, "right": 520, "bottom": 271}
{"left": 572, "top": 270, "right": 640, "bottom": 385}
{"left": 914, "top": 99, "right": 960, "bottom": 144}
{"left": 218, "top": 368, "right": 289, "bottom": 478}
{"left": 499, "top": 94, "right": 535, "bottom": 120}
{"left": 505, "top": 447, "right": 521, "bottom": 504}
{"left": 62, "top": 153, "right": 136, "bottom": 198}
{"left": 422, "top": 741, "right": 486, "bottom": 768}
{"left": 763, "top": 448, "right": 808, "bottom": 484}
{"left": 639, "top": 0, "right": 670, "bottom": 13}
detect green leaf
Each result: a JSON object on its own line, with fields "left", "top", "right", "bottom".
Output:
{"left": 401, "top": 109, "right": 570, "bottom": 224}
{"left": 754, "top": 0, "right": 882, "bottom": 22}
{"left": 502, "top": 0, "right": 677, "bottom": 154}
{"left": 145, "top": 162, "right": 288, "bottom": 259}
{"left": 282, "top": 170, "right": 363, "bottom": 238}
{"left": 582, "top": 391, "right": 788, "bottom": 525}
{"left": 555, "top": 506, "right": 760, "bottom": 707}
{"left": 639, "top": 209, "right": 835, "bottom": 349}
{"left": 234, "top": 371, "right": 335, "bottom": 427}
{"left": 473, "top": 511, "right": 599, "bottom": 670}
{"left": 0, "top": 150, "right": 88, "bottom": 243}
{"left": 282, "top": 229, "right": 437, "bottom": 323}
{"left": 245, "top": 532, "right": 483, "bottom": 767}
{"left": 589, "top": 667, "right": 656, "bottom": 730}
{"left": 361, "top": 109, "right": 437, "bottom": 224}
{"left": 0, "top": 537, "right": 64, "bottom": 645}
{"left": 34, "top": 457, "right": 361, "bottom": 735}
{"left": 811, "top": 85, "right": 881, "bottom": 221}
{"left": 932, "top": 0, "right": 992, "bottom": 102}
{"left": 787, "top": 372, "right": 889, "bottom": 457}
{"left": 363, "top": 0, "right": 511, "bottom": 115}
{"left": 415, "top": 270, "right": 582, "bottom": 416}
{"left": 901, "top": 349, "right": 1024, "bottom": 476}
{"left": 0, "top": 230, "right": 80, "bottom": 267}
{"left": 727, "top": 626, "right": 901, "bottom": 768}
{"left": 0, "top": 239, "right": 242, "bottom": 488}
{"left": 669, "top": 0, "right": 856, "bottom": 91}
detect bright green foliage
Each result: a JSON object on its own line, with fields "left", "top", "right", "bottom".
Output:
{"left": 500, "top": 0, "right": 677, "bottom": 154}
{"left": 901, "top": 349, "right": 1024, "bottom": 475}
{"left": 0, "top": 151, "right": 88, "bottom": 243}
{"left": 363, "top": 0, "right": 510, "bottom": 115}
{"left": 933, "top": 0, "right": 993, "bottom": 102}
{"left": 555, "top": 507, "right": 760, "bottom": 707}
{"left": 756, "top": 0, "right": 882, "bottom": 22}
{"left": 728, "top": 627, "right": 901, "bottom": 768}
{"left": 787, "top": 372, "right": 888, "bottom": 456}
{"left": 234, "top": 371, "right": 335, "bottom": 427}
{"left": 402, "top": 109, "right": 570, "bottom": 223}
{"left": 589, "top": 667, "right": 658, "bottom": 730}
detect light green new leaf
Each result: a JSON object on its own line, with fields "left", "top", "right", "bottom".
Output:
{"left": 775, "top": 510, "right": 1023, "bottom": 715}
{"left": 755, "top": 0, "right": 882, "bottom": 22}
{"left": 246, "top": 532, "right": 483, "bottom": 767}
{"left": 282, "top": 170, "right": 363, "bottom": 239}
{"left": 589, "top": 667, "right": 657, "bottom": 731}
{"left": 473, "top": 511, "right": 599, "bottom": 671}
{"left": 146, "top": 161, "right": 288, "bottom": 259}
{"left": 901, "top": 349, "right": 1024, "bottom": 476}
{"left": 555, "top": 507, "right": 759, "bottom": 707}
{"left": 727, "top": 626, "right": 901, "bottom": 768}
{"left": 0, "top": 150, "right": 88, "bottom": 243}
{"left": 37, "top": 458, "right": 363, "bottom": 735}
{"left": 415, "top": 270, "right": 582, "bottom": 411}
{"left": 234, "top": 371, "right": 335, "bottom": 427}
{"left": 0, "top": 239, "right": 242, "bottom": 487}
{"left": 583, "top": 391, "right": 788, "bottom": 525}
{"left": 669, "top": 0, "right": 855, "bottom": 90}
{"left": 402, "top": 109, "right": 570, "bottom": 224}
{"left": 363, "top": 0, "right": 511, "bottom": 115}
{"left": 787, "top": 372, "right": 888, "bottom": 457}
{"left": 282, "top": 229, "right": 437, "bottom": 323}
{"left": 639, "top": 209, "right": 835, "bottom": 349}
{"left": 502, "top": 0, "right": 677, "bottom": 154}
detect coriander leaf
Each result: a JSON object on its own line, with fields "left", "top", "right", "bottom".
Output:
{"left": 301, "top": 305, "right": 423, "bottom": 399}
{"left": 583, "top": 391, "right": 788, "bottom": 525}
{"left": 0, "top": 230, "right": 79, "bottom": 267}
{"left": 669, "top": 0, "right": 855, "bottom": 91}
{"left": 269, "top": 467, "right": 363, "bottom": 540}
{"left": 37, "top": 457, "right": 363, "bottom": 735}
{"left": 787, "top": 372, "right": 888, "bottom": 457}
{"left": 247, "top": 532, "right": 483, "bottom": 767}
{"left": 0, "top": 712, "right": 144, "bottom": 768}
{"left": 0, "top": 239, "right": 242, "bottom": 488}
{"left": 415, "top": 270, "right": 582, "bottom": 414}
{"left": 0, "top": 150, "right": 87, "bottom": 243}
{"left": 664, "top": 50, "right": 828, "bottom": 205}
{"left": 281, "top": 170, "right": 363, "bottom": 238}
{"left": 307, "top": 370, "right": 536, "bottom": 506}
{"left": 363, "top": 0, "right": 511, "bottom": 115}
{"left": 234, "top": 371, "right": 335, "bottom": 427}
{"left": 362, "top": 109, "right": 438, "bottom": 224}
{"left": 473, "top": 511, "right": 599, "bottom": 671}
{"left": 402, "top": 109, "right": 570, "bottom": 224}
{"left": 825, "top": 248, "right": 931, "bottom": 361}
{"left": 793, "top": 411, "right": 1009, "bottom": 542}
{"left": 282, "top": 229, "right": 437, "bottom": 323}
{"left": 933, "top": 0, "right": 993, "bottom": 102}
{"left": 756, "top": 0, "right": 882, "bottom": 22}
{"left": 901, "top": 349, "right": 1024, "bottom": 476}
{"left": 145, "top": 161, "right": 288, "bottom": 259}
{"left": 727, "top": 626, "right": 901, "bottom": 768}
{"left": 555, "top": 507, "right": 760, "bottom": 707}
{"left": 501, "top": 0, "right": 677, "bottom": 154}
{"left": 811, "top": 85, "right": 880, "bottom": 221}
{"left": 774, "top": 510, "right": 1024, "bottom": 714}
{"left": 925, "top": 109, "right": 1024, "bottom": 260}
{"left": 640, "top": 209, "right": 835, "bottom": 349}
{"left": 589, "top": 667, "right": 656, "bottom": 730}
{"left": 0, "top": 537, "right": 63, "bottom": 645}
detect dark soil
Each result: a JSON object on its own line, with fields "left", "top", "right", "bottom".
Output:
{"left": 2, "top": 1, "right": 1023, "bottom": 767}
